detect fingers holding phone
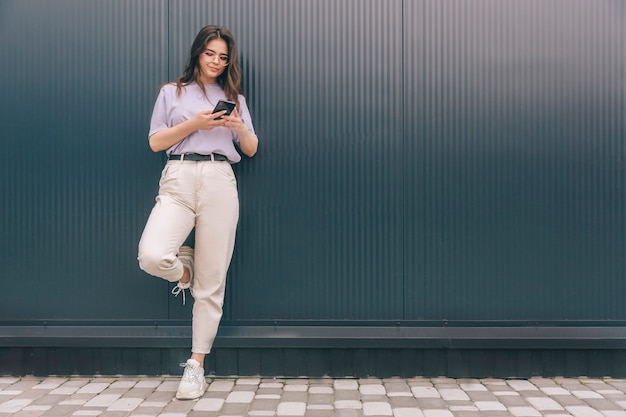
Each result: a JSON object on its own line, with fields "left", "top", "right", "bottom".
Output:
{"left": 191, "top": 109, "right": 227, "bottom": 131}
{"left": 222, "top": 108, "right": 247, "bottom": 135}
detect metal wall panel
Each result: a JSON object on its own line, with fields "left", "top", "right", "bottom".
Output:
{"left": 0, "top": 0, "right": 170, "bottom": 319}
{"left": 404, "top": 0, "right": 626, "bottom": 320}
{"left": 1, "top": 0, "right": 624, "bottom": 330}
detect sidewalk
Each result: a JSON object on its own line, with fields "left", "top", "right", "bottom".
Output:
{"left": 2, "top": 375, "right": 626, "bottom": 417}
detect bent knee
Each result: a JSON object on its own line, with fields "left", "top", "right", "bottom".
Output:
{"left": 137, "top": 249, "right": 178, "bottom": 280}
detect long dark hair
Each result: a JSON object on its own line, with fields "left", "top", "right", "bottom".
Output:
{"left": 175, "top": 25, "right": 242, "bottom": 108}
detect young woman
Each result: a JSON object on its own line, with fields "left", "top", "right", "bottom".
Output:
{"left": 138, "top": 25, "right": 258, "bottom": 400}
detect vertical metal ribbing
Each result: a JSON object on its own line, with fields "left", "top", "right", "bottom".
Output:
{"left": 405, "top": 0, "right": 625, "bottom": 321}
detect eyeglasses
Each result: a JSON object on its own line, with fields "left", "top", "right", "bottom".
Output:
{"left": 202, "top": 50, "right": 229, "bottom": 67}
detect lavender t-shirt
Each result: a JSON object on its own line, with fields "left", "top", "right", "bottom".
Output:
{"left": 148, "top": 82, "right": 255, "bottom": 163}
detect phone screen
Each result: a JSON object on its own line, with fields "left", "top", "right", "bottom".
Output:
{"left": 213, "top": 100, "right": 236, "bottom": 119}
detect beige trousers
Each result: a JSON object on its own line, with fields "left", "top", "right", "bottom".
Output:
{"left": 138, "top": 159, "right": 239, "bottom": 354}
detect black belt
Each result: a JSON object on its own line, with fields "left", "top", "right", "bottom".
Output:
{"left": 168, "top": 153, "right": 229, "bottom": 162}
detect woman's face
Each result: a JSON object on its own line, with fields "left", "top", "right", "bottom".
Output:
{"left": 199, "top": 38, "right": 229, "bottom": 83}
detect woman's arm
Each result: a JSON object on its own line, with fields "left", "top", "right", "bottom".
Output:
{"left": 237, "top": 129, "right": 259, "bottom": 157}
{"left": 224, "top": 108, "right": 258, "bottom": 157}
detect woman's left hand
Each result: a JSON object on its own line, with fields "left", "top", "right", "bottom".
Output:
{"left": 222, "top": 108, "right": 248, "bottom": 136}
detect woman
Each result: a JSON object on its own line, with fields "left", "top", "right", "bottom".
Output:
{"left": 138, "top": 25, "right": 258, "bottom": 400}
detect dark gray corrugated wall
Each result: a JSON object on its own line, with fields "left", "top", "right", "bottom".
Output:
{"left": 1, "top": 0, "right": 625, "bottom": 375}
{"left": 405, "top": 0, "right": 625, "bottom": 320}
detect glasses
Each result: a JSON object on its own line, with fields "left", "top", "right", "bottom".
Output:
{"left": 202, "top": 50, "right": 229, "bottom": 67}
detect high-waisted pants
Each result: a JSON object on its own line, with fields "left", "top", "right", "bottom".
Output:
{"left": 137, "top": 159, "right": 239, "bottom": 354}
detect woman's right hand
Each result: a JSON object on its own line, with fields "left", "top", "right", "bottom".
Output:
{"left": 190, "top": 109, "right": 228, "bottom": 131}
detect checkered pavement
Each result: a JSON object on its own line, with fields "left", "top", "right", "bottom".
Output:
{"left": 2, "top": 376, "right": 626, "bottom": 416}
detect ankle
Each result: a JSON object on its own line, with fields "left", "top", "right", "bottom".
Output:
{"left": 180, "top": 267, "right": 191, "bottom": 284}
{"left": 191, "top": 353, "right": 205, "bottom": 367}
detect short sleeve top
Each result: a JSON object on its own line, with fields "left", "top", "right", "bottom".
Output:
{"left": 148, "top": 82, "right": 255, "bottom": 163}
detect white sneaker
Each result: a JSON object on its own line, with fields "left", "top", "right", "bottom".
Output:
{"left": 176, "top": 358, "right": 207, "bottom": 400}
{"left": 172, "top": 246, "right": 194, "bottom": 304}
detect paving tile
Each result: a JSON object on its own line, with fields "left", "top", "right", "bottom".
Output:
{"left": 528, "top": 378, "right": 559, "bottom": 388}
{"left": 359, "top": 385, "right": 386, "bottom": 396}
{"left": 416, "top": 398, "right": 448, "bottom": 409}
{"left": 255, "top": 394, "right": 282, "bottom": 400}
{"left": 41, "top": 404, "right": 83, "bottom": 416}
{"left": 77, "top": 384, "right": 110, "bottom": 395}
{"left": 106, "top": 397, "right": 143, "bottom": 411}
{"left": 143, "top": 391, "right": 176, "bottom": 402}
{"left": 155, "top": 381, "right": 178, "bottom": 392}
{"left": 309, "top": 386, "right": 333, "bottom": 394}
{"left": 507, "top": 407, "right": 542, "bottom": 417}
{"left": 33, "top": 379, "right": 66, "bottom": 390}
{"left": 550, "top": 394, "right": 588, "bottom": 407}
{"left": 0, "top": 399, "right": 33, "bottom": 413}
{"left": 335, "top": 400, "right": 363, "bottom": 409}
{"left": 387, "top": 396, "right": 418, "bottom": 408}
{"left": 0, "top": 389, "right": 24, "bottom": 397}
{"left": 150, "top": 413, "right": 187, "bottom": 417}
{"left": 249, "top": 398, "right": 280, "bottom": 411}
{"left": 237, "top": 378, "right": 261, "bottom": 385}
{"left": 507, "top": 381, "right": 540, "bottom": 392}
{"left": 277, "top": 401, "right": 306, "bottom": 416}
{"left": 22, "top": 405, "right": 52, "bottom": 411}
{"left": 108, "top": 381, "right": 137, "bottom": 389}
{"left": 564, "top": 405, "right": 606, "bottom": 417}
{"left": 305, "top": 410, "right": 334, "bottom": 417}
{"left": 411, "top": 386, "right": 440, "bottom": 398}
{"left": 160, "top": 399, "right": 196, "bottom": 414}
{"left": 336, "top": 410, "right": 364, "bottom": 417}
{"left": 439, "top": 389, "right": 470, "bottom": 401}
{"left": 0, "top": 378, "right": 20, "bottom": 385}
{"left": 449, "top": 405, "right": 477, "bottom": 411}
{"left": 260, "top": 383, "right": 284, "bottom": 389}
{"left": 362, "top": 402, "right": 392, "bottom": 416}
{"left": 526, "top": 396, "right": 565, "bottom": 410}
{"left": 211, "top": 400, "right": 249, "bottom": 415}
{"left": 226, "top": 391, "right": 255, "bottom": 403}
{"left": 134, "top": 380, "right": 162, "bottom": 389}
{"left": 281, "top": 392, "right": 308, "bottom": 402}
{"left": 601, "top": 412, "right": 626, "bottom": 417}
{"left": 541, "top": 387, "right": 572, "bottom": 396}
{"left": 284, "top": 384, "right": 308, "bottom": 392}
{"left": 84, "top": 394, "right": 121, "bottom": 408}
{"left": 583, "top": 399, "right": 624, "bottom": 411}
{"left": 497, "top": 395, "right": 532, "bottom": 407}
{"left": 572, "top": 390, "right": 604, "bottom": 400}
{"left": 460, "top": 383, "right": 488, "bottom": 392}
{"left": 335, "top": 380, "right": 359, "bottom": 390}
{"left": 359, "top": 379, "right": 383, "bottom": 385}
{"left": 14, "top": 388, "right": 51, "bottom": 401}
{"left": 49, "top": 386, "right": 80, "bottom": 395}
{"left": 422, "top": 410, "right": 454, "bottom": 417}
{"left": 475, "top": 401, "right": 507, "bottom": 411}
{"left": 207, "top": 380, "right": 235, "bottom": 392}
{"left": 384, "top": 382, "right": 411, "bottom": 395}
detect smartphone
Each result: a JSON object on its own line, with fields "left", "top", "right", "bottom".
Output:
{"left": 212, "top": 100, "right": 236, "bottom": 119}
